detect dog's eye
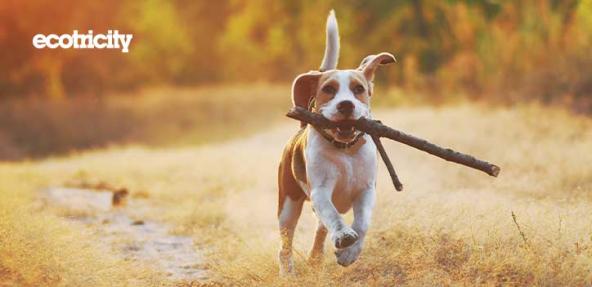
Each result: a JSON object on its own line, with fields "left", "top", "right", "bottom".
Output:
{"left": 322, "top": 85, "right": 337, "bottom": 95}
{"left": 352, "top": 85, "right": 365, "bottom": 94}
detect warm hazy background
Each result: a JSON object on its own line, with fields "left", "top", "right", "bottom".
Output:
{"left": 1, "top": 0, "right": 591, "bottom": 159}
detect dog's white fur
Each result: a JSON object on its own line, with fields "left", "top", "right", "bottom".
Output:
{"left": 305, "top": 127, "right": 377, "bottom": 266}
{"left": 318, "top": 71, "right": 371, "bottom": 121}
{"left": 320, "top": 10, "right": 339, "bottom": 72}
{"left": 278, "top": 10, "right": 395, "bottom": 274}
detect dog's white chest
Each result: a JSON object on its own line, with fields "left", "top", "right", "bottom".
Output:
{"left": 305, "top": 130, "right": 378, "bottom": 213}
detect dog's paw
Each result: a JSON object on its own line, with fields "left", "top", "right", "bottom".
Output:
{"left": 279, "top": 262, "right": 295, "bottom": 277}
{"left": 334, "top": 245, "right": 362, "bottom": 266}
{"left": 279, "top": 250, "right": 295, "bottom": 276}
{"left": 279, "top": 268, "right": 296, "bottom": 277}
{"left": 331, "top": 227, "right": 358, "bottom": 249}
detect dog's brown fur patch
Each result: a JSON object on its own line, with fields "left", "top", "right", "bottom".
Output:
{"left": 278, "top": 128, "right": 308, "bottom": 216}
{"left": 313, "top": 71, "right": 371, "bottom": 110}
{"left": 349, "top": 73, "right": 371, "bottom": 103}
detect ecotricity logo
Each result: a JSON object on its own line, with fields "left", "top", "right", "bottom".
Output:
{"left": 32, "top": 30, "right": 133, "bottom": 53}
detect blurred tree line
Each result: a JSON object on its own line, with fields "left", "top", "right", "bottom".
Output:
{"left": 1, "top": 0, "right": 591, "bottom": 110}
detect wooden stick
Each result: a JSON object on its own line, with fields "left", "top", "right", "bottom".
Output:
{"left": 371, "top": 135, "right": 403, "bottom": 191}
{"left": 286, "top": 107, "right": 500, "bottom": 177}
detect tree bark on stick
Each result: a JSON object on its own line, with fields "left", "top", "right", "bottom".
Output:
{"left": 286, "top": 107, "right": 500, "bottom": 177}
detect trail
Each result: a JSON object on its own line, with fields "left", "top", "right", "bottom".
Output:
{"left": 40, "top": 187, "right": 208, "bottom": 283}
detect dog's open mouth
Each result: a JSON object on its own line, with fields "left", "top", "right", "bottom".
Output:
{"left": 332, "top": 126, "right": 356, "bottom": 141}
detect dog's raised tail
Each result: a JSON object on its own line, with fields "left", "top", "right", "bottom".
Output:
{"left": 319, "top": 10, "right": 340, "bottom": 72}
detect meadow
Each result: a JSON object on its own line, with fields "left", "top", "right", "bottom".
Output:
{"left": 1, "top": 86, "right": 591, "bottom": 286}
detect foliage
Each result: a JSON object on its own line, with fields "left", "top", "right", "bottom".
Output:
{"left": 0, "top": 0, "right": 590, "bottom": 109}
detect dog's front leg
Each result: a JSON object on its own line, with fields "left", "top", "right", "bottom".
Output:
{"left": 311, "top": 187, "right": 359, "bottom": 249}
{"left": 335, "top": 187, "right": 376, "bottom": 266}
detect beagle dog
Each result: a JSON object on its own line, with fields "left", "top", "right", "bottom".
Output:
{"left": 278, "top": 10, "right": 395, "bottom": 274}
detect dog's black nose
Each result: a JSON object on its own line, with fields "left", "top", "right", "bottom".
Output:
{"left": 337, "top": 101, "right": 354, "bottom": 115}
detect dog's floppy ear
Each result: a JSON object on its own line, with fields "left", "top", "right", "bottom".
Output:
{"left": 358, "top": 52, "right": 396, "bottom": 81}
{"left": 292, "top": 71, "right": 321, "bottom": 127}
{"left": 292, "top": 71, "right": 322, "bottom": 109}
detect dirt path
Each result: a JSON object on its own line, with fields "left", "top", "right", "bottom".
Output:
{"left": 40, "top": 187, "right": 207, "bottom": 284}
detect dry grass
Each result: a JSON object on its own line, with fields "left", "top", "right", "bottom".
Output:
{"left": 1, "top": 98, "right": 592, "bottom": 286}
{"left": 0, "top": 171, "right": 163, "bottom": 286}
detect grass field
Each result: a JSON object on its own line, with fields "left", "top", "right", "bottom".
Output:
{"left": 1, "top": 87, "right": 592, "bottom": 286}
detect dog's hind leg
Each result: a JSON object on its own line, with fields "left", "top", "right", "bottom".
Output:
{"left": 308, "top": 219, "right": 328, "bottom": 264}
{"left": 278, "top": 196, "right": 304, "bottom": 275}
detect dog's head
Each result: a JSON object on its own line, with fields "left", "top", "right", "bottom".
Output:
{"left": 292, "top": 53, "right": 395, "bottom": 142}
